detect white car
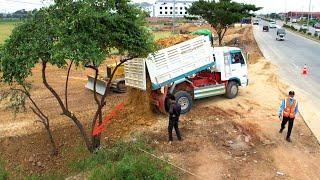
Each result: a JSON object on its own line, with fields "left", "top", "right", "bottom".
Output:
{"left": 301, "top": 24, "right": 308, "bottom": 30}
{"left": 269, "top": 22, "right": 276, "bottom": 28}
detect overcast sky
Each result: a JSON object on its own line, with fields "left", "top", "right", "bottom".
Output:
{"left": 0, "top": 0, "right": 320, "bottom": 14}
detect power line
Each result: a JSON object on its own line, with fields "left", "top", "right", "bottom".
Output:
{"left": 2, "top": 0, "right": 43, "bottom": 5}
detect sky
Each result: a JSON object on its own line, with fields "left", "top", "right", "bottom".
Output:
{"left": 0, "top": 0, "right": 320, "bottom": 14}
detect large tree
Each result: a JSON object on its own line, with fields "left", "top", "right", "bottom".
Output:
{"left": 187, "top": 0, "right": 261, "bottom": 45}
{"left": 0, "top": 0, "right": 156, "bottom": 153}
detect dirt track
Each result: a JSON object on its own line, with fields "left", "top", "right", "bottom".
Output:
{"left": 1, "top": 26, "right": 320, "bottom": 179}
{"left": 145, "top": 57, "right": 320, "bottom": 179}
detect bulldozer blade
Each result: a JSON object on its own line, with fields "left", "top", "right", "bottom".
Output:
{"left": 85, "top": 76, "right": 107, "bottom": 95}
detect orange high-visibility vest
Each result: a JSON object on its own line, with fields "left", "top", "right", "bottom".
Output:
{"left": 283, "top": 98, "right": 297, "bottom": 118}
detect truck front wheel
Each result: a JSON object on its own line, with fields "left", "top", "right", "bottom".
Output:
{"left": 174, "top": 91, "right": 193, "bottom": 114}
{"left": 226, "top": 81, "right": 238, "bottom": 99}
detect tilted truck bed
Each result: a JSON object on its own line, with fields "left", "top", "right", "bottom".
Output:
{"left": 125, "top": 35, "right": 215, "bottom": 91}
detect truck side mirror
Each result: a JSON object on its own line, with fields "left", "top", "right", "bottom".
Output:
{"left": 246, "top": 53, "right": 250, "bottom": 63}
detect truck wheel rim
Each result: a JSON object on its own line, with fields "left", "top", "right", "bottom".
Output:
{"left": 231, "top": 85, "right": 238, "bottom": 95}
{"left": 178, "top": 97, "right": 189, "bottom": 110}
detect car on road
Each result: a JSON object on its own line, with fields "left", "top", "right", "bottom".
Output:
{"left": 253, "top": 19, "right": 259, "bottom": 25}
{"left": 301, "top": 24, "right": 308, "bottom": 30}
{"left": 263, "top": 25, "right": 269, "bottom": 32}
{"left": 269, "top": 21, "right": 276, "bottom": 28}
{"left": 276, "top": 28, "right": 286, "bottom": 41}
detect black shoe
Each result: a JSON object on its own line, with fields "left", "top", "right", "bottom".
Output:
{"left": 286, "top": 137, "right": 291, "bottom": 142}
{"left": 279, "top": 129, "right": 283, "bottom": 133}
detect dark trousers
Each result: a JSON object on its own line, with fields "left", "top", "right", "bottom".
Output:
{"left": 280, "top": 117, "right": 295, "bottom": 138}
{"left": 168, "top": 118, "right": 181, "bottom": 141}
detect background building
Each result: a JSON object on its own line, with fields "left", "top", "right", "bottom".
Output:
{"left": 285, "top": 11, "right": 320, "bottom": 19}
{"left": 136, "top": 0, "right": 197, "bottom": 18}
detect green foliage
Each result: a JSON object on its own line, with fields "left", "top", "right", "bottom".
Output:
{"left": 71, "top": 139, "right": 176, "bottom": 180}
{"left": 0, "top": 0, "right": 156, "bottom": 85}
{"left": 307, "top": 32, "right": 312, "bottom": 36}
{"left": 299, "top": 28, "right": 307, "bottom": 33}
{"left": 0, "top": 10, "right": 56, "bottom": 84}
{"left": 24, "top": 173, "right": 64, "bottom": 180}
{"left": 0, "top": 159, "right": 9, "bottom": 180}
{"left": 187, "top": 0, "right": 261, "bottom": 45}
{"left": 0, "top": 88, "right": 27, "bottom": 118}
{"left": 51, "top": 0, "right": 156, "bottom": 67}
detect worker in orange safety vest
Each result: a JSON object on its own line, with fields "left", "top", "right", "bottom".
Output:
{"left": 279, "top": 91, "right": 298, "bottom": 142}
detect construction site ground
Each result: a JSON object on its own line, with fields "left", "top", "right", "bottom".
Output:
{"left": 1, "top": 25, "right": 320, "bottom": 179}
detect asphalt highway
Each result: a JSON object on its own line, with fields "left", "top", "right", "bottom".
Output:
{"left": 253, "top": 21, "right": 320, "bottom": 142}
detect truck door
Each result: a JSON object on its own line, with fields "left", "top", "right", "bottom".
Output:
{"left": 223, "top": 52, "right": 232, "bottom": 78}
{"left": 229, "top": 50, "right": 248, "bottom": 86}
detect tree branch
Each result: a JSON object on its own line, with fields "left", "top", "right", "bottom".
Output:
{"left": 30, "top": 106, "right": 47, "bottom": 126}
{"left": 85, "top": 65, "right": 101, "bottom": 106}
{"left": 41, "top": 60, "right": 93, "bottom": 151}
{"left": 65, "top": 60, "right": 74, "bottom": 109}
{"left": 42, "top": 61, "right": 68, "bottom": 112}
{"left": 90, "top": 56, "right": 136, "bottom": 137}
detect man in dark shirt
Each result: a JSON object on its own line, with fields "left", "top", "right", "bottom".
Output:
{"left": 168, "top": 94, "right": 182, "bottom": 144}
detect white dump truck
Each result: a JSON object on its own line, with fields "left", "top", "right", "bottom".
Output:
{"left": 125, "top": 36, "right": 248, "bottom": 114}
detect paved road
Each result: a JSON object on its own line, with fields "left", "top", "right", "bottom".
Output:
{"left": 253, "top": 22, "right": 320, "bottom": 143}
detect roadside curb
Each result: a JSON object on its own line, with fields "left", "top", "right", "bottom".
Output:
{"left": 298, "top": 111, "right": 320, "bottom": 145}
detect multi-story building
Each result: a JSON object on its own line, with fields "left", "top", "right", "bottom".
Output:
{"left": 150, "top": 0, "right": 196, "bottom": 18}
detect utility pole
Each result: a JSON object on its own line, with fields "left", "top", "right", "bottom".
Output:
{"left": 307, "top": 0, "right": 311, "bottom": 30}
{"left": 172, "top": 0, "right": 176, "bottom": 34}
{"left": 284, "top": 0, "right": 287, "bottom": 23}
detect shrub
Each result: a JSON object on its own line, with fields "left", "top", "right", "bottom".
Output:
{"left": 71, "top": 138, "right": 177, "bottom": 180}
{"left": 307, "top": 32, "right": 312, "bottom": 36}
{"left": 299, "top": 28, "right": 307, "bottom": 33}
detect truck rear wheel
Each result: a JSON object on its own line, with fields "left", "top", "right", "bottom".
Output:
{"left": 116, "top": 80, "right": 126, "bottom": 93}
{"left": 174, "top": 91, "right": 193, "bottom": 114}
{"left": 226, "top": 81, "right": 238, "bottom": 99}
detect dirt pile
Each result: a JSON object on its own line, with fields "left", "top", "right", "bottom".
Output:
{"left": 103, "top": 79, "right": 156, "bottom": 143}
{"left": 240, "top": 27, "right": 263, "bottom": 64}
{"left": 155, "top": 34, "right": 197, "bottom": 48}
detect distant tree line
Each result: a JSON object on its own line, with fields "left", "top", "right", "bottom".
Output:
{"left": 0, "top": 9, "right": 37, "bottom": 20}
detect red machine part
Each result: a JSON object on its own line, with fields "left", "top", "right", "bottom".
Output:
{"left": 188, "top": 70, "right": 222, "bottom": 87}
{"left": 151, "top": 88, "right": 168, "bottom": 113}
{"left": 150, "top": 71, "right": 225, "bottom": 113}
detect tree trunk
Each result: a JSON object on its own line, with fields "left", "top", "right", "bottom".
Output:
{"left": 41, "top": 61, "right": 93, "bottom": 152}
{"left": 45, "top": 124, "right": 58, "bottom": 155}
{"left": 89, "top": 57, "right": 136, "bottom": 151}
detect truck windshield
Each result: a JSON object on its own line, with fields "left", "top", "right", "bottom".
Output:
{"left": 277, "top": 29, "right": 285, "bottom": 34}
{"left": 231, "top": 51, "right": 245, "bottom": 65}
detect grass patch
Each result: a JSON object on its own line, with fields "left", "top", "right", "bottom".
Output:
{"left": 70, "top": 138, "right": 177, "bottom": 180}
{"left": 153, "top": 31, "right": 173, "bottom": 40}
{"left": 0, "top": 159, "right": 9, "bottom": 180}
{"left": 24, "top": 173, "right": 64, "bottom": 180}
{"left": 0, "top": 21, "right": 21, "bottom": 44}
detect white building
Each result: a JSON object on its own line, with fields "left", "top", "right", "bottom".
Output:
{"left": 151, "top": 0, "right": 197, "bottom": 17}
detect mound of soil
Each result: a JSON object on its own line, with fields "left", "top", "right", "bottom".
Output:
{"left": 155, "top": 34, "right": 197, "bottom": 48}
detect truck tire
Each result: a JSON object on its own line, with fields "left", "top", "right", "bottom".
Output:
{"left": 226, "top": 81, "right": 238, "bottom": 99}
{"left": 116, "top": 80, "right": 126, "bottom": 93}
{"left": 174, "top": 91, "right": 193, "bottom": 114}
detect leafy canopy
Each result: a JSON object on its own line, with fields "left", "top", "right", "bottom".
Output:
{"left": 187, "top": 0, "right": 261, "bottom": 45}
{"left": 0, "top": 0, "right": 156, "bottom": 84}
